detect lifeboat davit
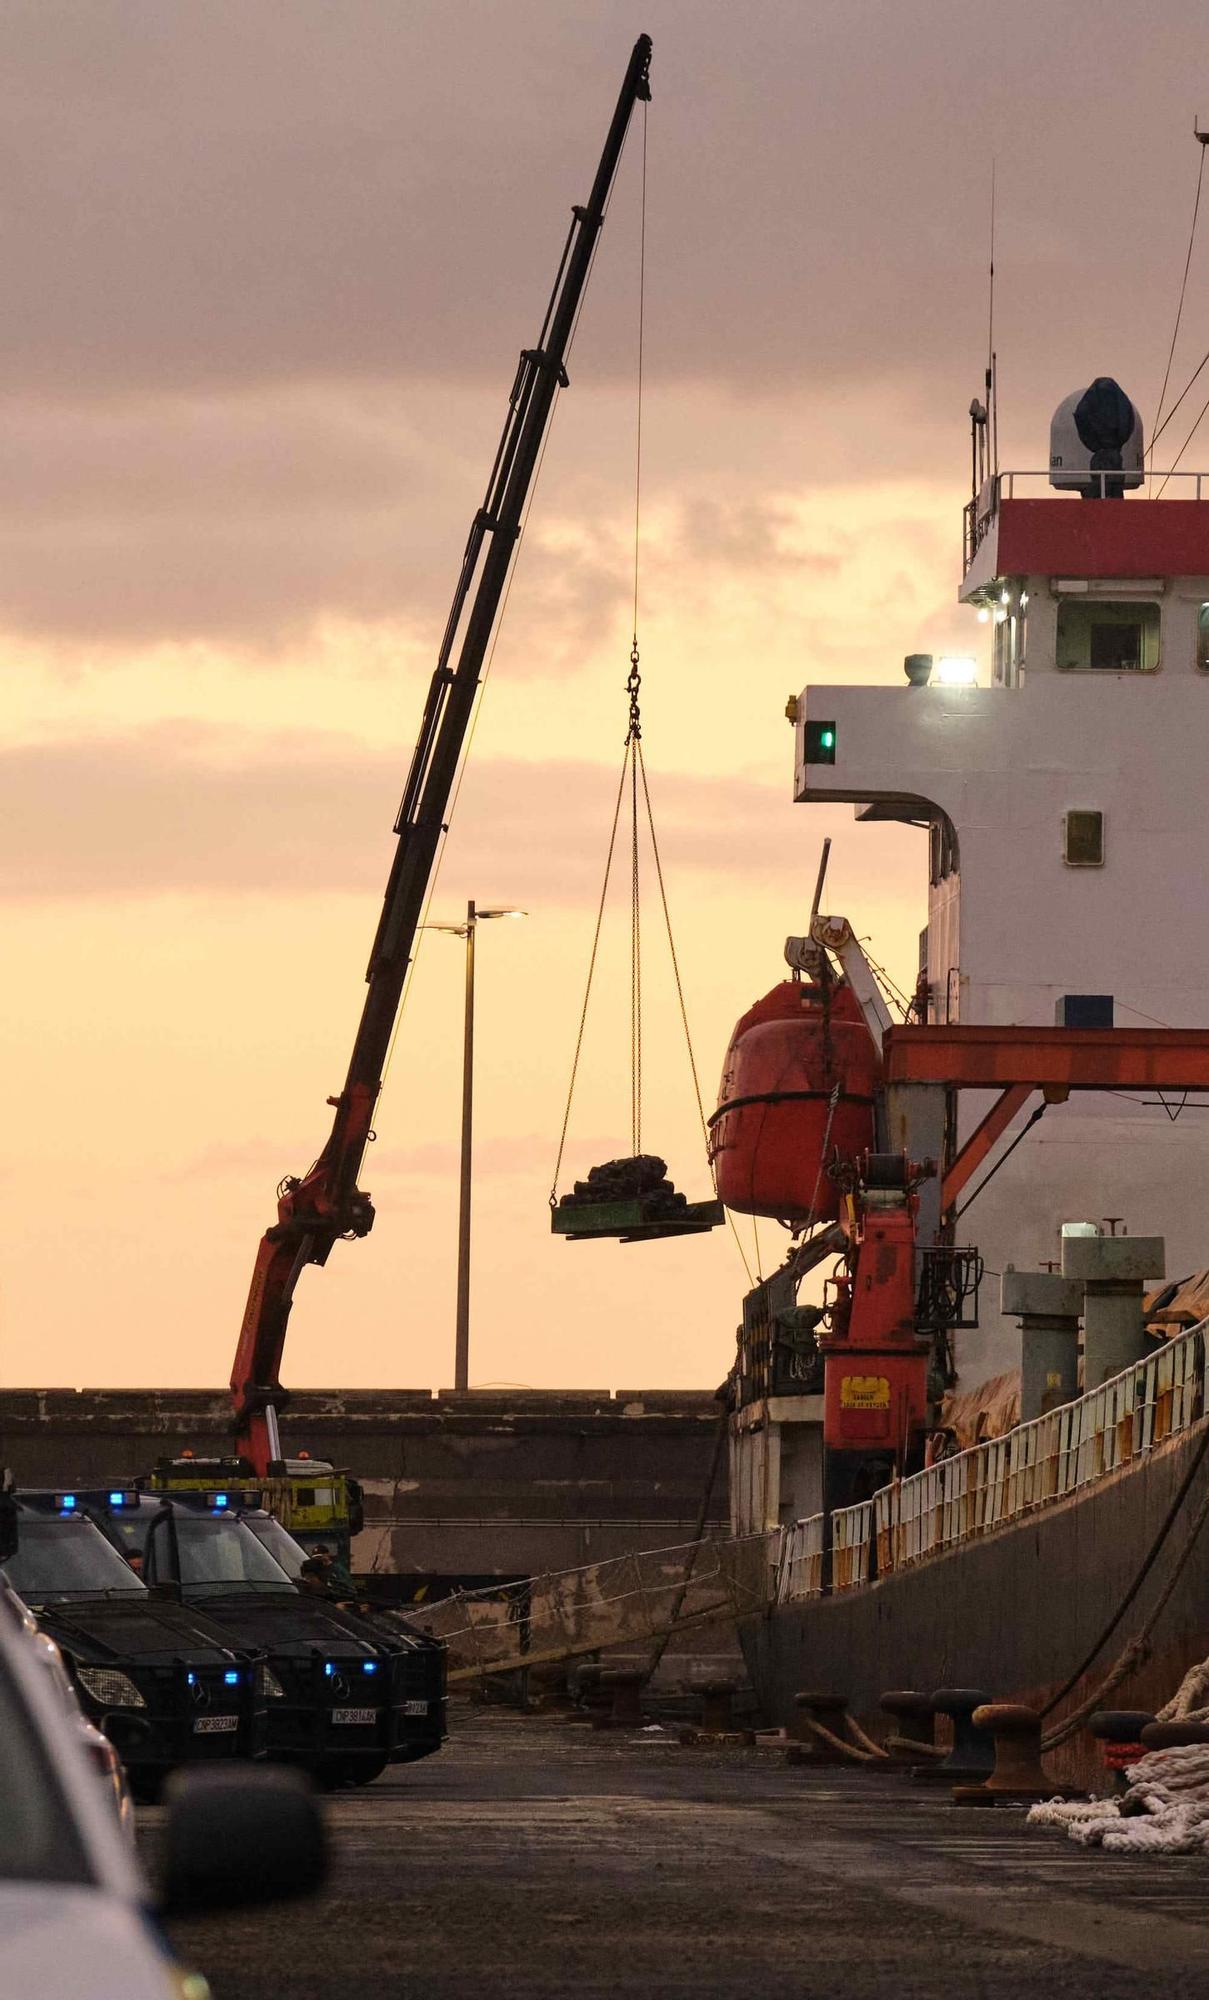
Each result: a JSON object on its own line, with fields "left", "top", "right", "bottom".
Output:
{"left": 709, "top": 980, "right": 880, "bottom": 1221}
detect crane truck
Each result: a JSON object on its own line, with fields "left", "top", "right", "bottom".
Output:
{"left": 154, "top": 36, "right": 654, "bottom": 1562}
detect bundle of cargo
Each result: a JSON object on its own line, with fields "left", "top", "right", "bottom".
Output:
{"left": 552, "top": 1154, "right": 723, "bottom": 1242}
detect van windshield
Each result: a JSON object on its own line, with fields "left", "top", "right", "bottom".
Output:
{"left": 173, "top": 1517, "right": 296, "bottom": 1596}
{"left": 3, "top": 1517, "right": 145, "bottom": 1604}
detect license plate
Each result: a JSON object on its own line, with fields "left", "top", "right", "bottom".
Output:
{"left": 403, "top": 1700, "right": 429, "bottom": 1716}
{"left": 332, "top": 1707, "right": 378, "bottom": 1725}
{"left": 193, "top": 1715, "right": 239, "bottom": 1735}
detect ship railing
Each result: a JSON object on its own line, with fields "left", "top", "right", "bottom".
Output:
{"left": 963, "top": 468, "right": 1209, "bottom": 571}
{"left": 789, "top": 1319, "right": 1209, "bottom": 1589}
{"left": 830, "top": 1498, "right": 875, "bottom": 1591}
{"left": 996, "top": 469, "right": 1209, "bottom": 502}
{"left": 778, "top": 1512, "right": 826, "bottom": 1602}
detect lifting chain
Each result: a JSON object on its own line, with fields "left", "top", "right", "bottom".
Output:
{"left": 626, "top": 639, "right": 642, "bottom": 742}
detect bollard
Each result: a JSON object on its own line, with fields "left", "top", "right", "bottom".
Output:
{"left": 880, "top": 1689, "right": 937, "bottom": 1760}
{"left": 953, "top": 1703, "right": 1058, "bottom": 1806}
{"left": 786, "top": 1690, "right": 849, "bottom": 1766}
{"left": 912, "top": 1688, "right": 994, "bottom": 1785}
{"left": 565, "top": 1662, "right": 608, "bottom": 1724}
{"left": 1090, "top": 1710, "right": 1156, "bottom": 1792}
{"left": 1139, "top": 1718, "right": 1209, "bottom": 1752}
{"left": 699, "top": 1679, "right": 737, "bottom": 1735}
{"left": 598, "top": 1666, "right": 646, "bottom": 1730}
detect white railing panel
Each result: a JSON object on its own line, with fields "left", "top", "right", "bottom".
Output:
{"left": 775, "top": 1319, "right": 1209, "bottom": 1594}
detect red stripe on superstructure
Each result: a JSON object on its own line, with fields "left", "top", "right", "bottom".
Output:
{"left": 994, "top": 498, "right": 1209, "bottom": 577}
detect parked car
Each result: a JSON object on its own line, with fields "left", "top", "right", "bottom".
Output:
{"left": 82, "top": 1487, "right": 437, "bottom": 1787}
{"left": 0, "top": 1569, "right": 326, "bottom": 2000}
{"left": 0, "top": 1578, "right": 134, "bottom": 1844}
{"left": 234, "top": 1497, "right": 448, "bottom": 1764}
{"left": 4, "top": 1494, "right": 266, "bottom": 1799}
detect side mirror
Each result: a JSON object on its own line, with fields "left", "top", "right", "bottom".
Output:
{"left": 159, "top": 1766, "right": 327, "bottom": 1915}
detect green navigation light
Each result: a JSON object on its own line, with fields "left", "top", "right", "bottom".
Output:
{"left": 805, "top": 720, "right": 838, "bottom": 766}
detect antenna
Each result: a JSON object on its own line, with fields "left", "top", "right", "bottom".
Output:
{"left": 987, "top": 162, "right": 999, "bottom": 481}
{"left": 810, "top": 837, "right": 832, "bottom": 923}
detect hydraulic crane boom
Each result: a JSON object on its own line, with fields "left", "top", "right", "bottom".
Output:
{"left": 231, "top": 36, "right": 653, "bottom": 1472}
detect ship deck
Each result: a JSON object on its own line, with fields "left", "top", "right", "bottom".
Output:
{"left": 154, "top": 1701, "right": 1209, "bottom": 1998}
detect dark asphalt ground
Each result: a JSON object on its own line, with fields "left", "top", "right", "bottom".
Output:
{"left": 148, "top": 1701, "right": 1209, "bottom": 2000}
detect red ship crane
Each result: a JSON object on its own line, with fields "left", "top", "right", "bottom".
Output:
{"left": 229, "top": 36, "right": 653, "bottom": 1475}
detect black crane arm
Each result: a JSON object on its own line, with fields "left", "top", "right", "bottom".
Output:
{"left": 231, "top": 35, "right": 653, "bottom": 1466}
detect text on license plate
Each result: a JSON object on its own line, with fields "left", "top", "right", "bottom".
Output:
{"left": 332, "top": 1707, "right": 378, "bottom": 1725}
{"left": 193, "top": 1715, "right": 239, "bottom": 1735}
{"left": 403, "top": 1700, "right": 429, "bottom": 1716}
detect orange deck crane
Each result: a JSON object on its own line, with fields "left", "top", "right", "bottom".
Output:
{"left": 153, "top": 39, "right": 653, "bottom": 1548}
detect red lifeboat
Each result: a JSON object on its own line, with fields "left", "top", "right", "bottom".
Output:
{"left": 709, "top": 980, "right": 880, "bottom": 1221}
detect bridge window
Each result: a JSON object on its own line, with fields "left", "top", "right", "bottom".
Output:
{"left": 1064, "top": 810, "right": 1105, "bottom": 867}
{"left": 1056, "top": 598, "right": 1159, "bottom": 672}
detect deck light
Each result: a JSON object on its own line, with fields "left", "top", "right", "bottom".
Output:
{"left": 935, "top": 656, "right": 978, "bottom": 686}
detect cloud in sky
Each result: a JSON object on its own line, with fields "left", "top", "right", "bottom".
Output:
{"left": 2, "top": 721, "right": 883, "bottom": 904}
{"left": 5, "top": 0, "right": 1203, "bottom": 406}
{"left": 6, "top": 0, "right": 1205, "bottom": 1391}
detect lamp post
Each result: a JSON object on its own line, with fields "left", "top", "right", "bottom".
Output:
{"left": 423, "top": 902, "right": 526, "bottom": 1391}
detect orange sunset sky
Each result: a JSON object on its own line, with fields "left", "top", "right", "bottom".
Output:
{"left": 5, "top": 1, "right": 1208, "bottom": 1392}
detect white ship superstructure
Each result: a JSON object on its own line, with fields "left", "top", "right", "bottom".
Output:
{"left": 795, "top": 382, "right": 1209, "bottom": 1383}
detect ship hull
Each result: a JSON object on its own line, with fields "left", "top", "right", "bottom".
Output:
{"left": 740, "top": 1417, "right": 1209, "bottom": 1790}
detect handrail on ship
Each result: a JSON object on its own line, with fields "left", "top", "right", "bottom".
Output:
{"left": 962, "top": 466, "right": 1209, "bottom": 569}
{"left": 777, "top": 1314, "right": 1209, "bottom": 1603}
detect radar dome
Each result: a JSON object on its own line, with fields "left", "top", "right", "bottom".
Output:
{"left": 1049, "top": 378, "right": 1143, "bottom": 498}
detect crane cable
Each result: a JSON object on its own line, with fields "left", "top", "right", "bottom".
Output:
{"left": 548, "top": 106, "right": 748, "bottom": 1280}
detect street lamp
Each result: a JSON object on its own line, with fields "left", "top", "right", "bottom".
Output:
{"left": 422, "top": 901, "right": 527, "bottom": 1391}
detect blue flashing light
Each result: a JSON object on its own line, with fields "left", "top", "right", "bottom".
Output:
{"left": 60, "top": 1495, "right": 77, "bottom": 1512}
{"left": 324, "top": 1663, "right": 335, "bottom": 1678}
{"left": 108, "top": 1491, "right": 126, "bottom": 1507}
{"left": 362, "top": 1661, "right": 378, "bottom": 1675}
{"left": 214, "top": 1493, "right": 229, "bottom": 1510}
{"left": 223, "top": 1670, "right": 239, "bottom": 1686}
{"left": 187, "top": 1672, "right": 197, "bottom": 1686}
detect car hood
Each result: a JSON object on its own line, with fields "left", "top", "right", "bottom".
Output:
{"left": 0, "top": 1883, "right": 180, "bottom": 2000}
{"left": 34, "top": 1596, "right": 242, "bottom": 1666}
{"left": 186, "top": 1591, "right": 389, "bottom": 1655}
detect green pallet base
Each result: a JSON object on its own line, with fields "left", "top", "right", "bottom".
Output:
{"left": 551, "top": 1197, "right": 725, "bottom": 1243}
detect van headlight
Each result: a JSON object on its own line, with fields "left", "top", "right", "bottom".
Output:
{"left": 76, "top": 1667, "right": 146, "bottom": 1709}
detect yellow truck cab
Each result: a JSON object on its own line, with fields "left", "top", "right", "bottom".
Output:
{"left": 148, "top": 1456, "right": 363, "bottom": 1569}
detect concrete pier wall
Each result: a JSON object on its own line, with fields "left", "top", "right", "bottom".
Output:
{"left": 0, "top": 1387, "right": 726, "bottom": 1581}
